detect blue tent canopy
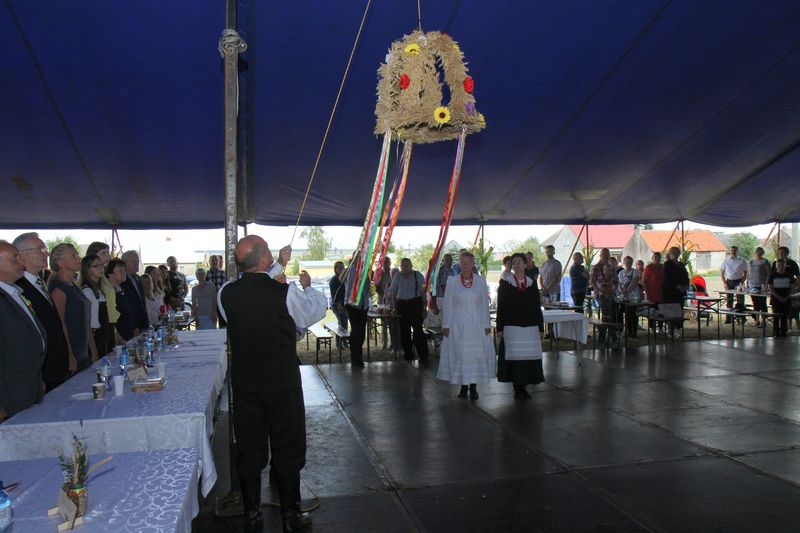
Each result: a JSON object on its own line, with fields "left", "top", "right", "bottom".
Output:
{"left": 2, "top": 1, "right": 799, "bottom": 229}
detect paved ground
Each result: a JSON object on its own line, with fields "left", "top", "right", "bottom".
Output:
{"left": 194, "top": 335, "right": 800, "bottom": 532}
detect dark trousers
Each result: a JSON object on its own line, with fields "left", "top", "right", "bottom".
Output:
{"left": 725, "top": 279, "right": 745, "bottom": 310}
{"left": 750, "top": 288, "right": 767, "bottom": 321}
{"left": 623, "top": 306, "right": 639, "bottom": 336}
{"left": 571, "top": 291, "right": 586, "bottom": 312}
{"left": 333, "top": 305, "right": 349, "bottom": 348}
{"left": 233, "top": 385, "right": 306, "bottom": 512}
{"left": 773, "top": 300, "right": 790, "bottom": 336}
{"left": 396, "top": 297, "right": 429, "bottom": 360}
{"left": 346, "top": 305, "right": 367, "bottom": 364}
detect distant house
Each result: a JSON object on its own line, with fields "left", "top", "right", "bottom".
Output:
{"left": 543, "top": 225, "right": 635, "bottom": 266}
{"left": 298, "top": 260, "right": 335, "bottom": 280}
{"left": 624, "top": 229, "right": 726, "bottom": 273}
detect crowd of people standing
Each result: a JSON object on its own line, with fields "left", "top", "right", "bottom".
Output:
{"left": 0, "top": 233, "right": 228, "bottom": 422}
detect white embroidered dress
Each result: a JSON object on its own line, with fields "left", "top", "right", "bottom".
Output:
{"left": 436, "top": 273, "right": 496, "bottom": 384}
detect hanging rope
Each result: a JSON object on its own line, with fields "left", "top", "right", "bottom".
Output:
{"left": 426, "top": 127, "right": 467, "bottom": 296}
{"left": 290, "top": 0, "right": 373, "bottom": 244}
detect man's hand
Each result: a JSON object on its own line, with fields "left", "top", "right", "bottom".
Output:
{"left": 442, "top": 328, "right": 450, "bottom": 337}
{"left": 278, "top": 245, "right": 292, "bottom": 267}
{"left": 484, "top": 328, "right": 492, "bottom": 335}
{"left": 299, "top": 270, "right": 311, "bottom": 288}
{"left": 68, "top": 352, "right": 77, "bottom": 373}
{"left": 275, "top": 273, "right": 287, "bottom": 284}
{"left": 0, "top": 408, "right": 7, "bottom": 423}
{"left": 497, "top": 330, "right": 504, "bottom": 339}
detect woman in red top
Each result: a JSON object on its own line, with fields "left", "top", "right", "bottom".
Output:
{"left": 642, "top": 252, "right": 664, "bottom": 304}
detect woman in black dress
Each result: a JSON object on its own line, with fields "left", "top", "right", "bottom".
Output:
{"left": 496, "top": 253, "right": 545, "bottom": 399}
{"left": 106, "top": 258, "right": 136, "bottom": 342}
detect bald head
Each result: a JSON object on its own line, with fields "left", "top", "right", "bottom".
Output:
{"left": 235, "top": 235, "right": 274, "bottom": 272}
{"left": 0, "top": 241, "right": 24, "bottom": 284}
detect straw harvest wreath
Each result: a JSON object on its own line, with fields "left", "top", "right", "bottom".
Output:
{"left": 347, "top": 29, "right": 486, "bottom": 306}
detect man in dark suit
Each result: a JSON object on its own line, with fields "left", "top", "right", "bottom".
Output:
{"left": 219, "top": 235, "right": 325, "bottom": 531}
{"left": 121, "top": 250, "right": 149, "bottom": 331}
{"left": 0, "top": 240, "right": 47, "bottom": 422}
{"left": 13, "top": 232, "right": 75, "bottom": 391}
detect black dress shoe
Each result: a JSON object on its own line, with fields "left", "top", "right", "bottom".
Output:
{"left": 283, "top": 511, "right": 312, "bottom": 532}
{"left": 240, "top": 478, "right": 263, "bottom": 521}
{"left": 457, "top": 385, "right": 468, "bottom": 399}
{"left": 352, "top": 360, "right": 365, "bottom": 368}
{"left": 469, "top": 384, "right": 479, "bottom": 401}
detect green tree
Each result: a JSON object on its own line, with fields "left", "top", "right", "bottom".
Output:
{"left": 507, "top": 237, "right": 546, "bottom": 264}
{"left": 730, "top": 232, "right": 759, "bottom": 260}
{"left": 474, "top": 237, "right": 495, "bottom": 276}
{"left": 286, "top": 258, "right": 300, "bottom": 276}
{"left": 300, "top": 226, "right": 331, "bottom": 260}
{"left": 45, "top": 235, "right": 80, "bottom": 251}
{"left": 410, "top": 244, "right": 435, "bottom": 273}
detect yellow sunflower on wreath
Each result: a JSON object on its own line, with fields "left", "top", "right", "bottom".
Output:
{"left": 434, "top": 106, "right": 451, "bottom": 125}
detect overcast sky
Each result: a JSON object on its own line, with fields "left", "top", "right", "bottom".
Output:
{"left": 0, "top": 221, "right": 784, "bottom": 265}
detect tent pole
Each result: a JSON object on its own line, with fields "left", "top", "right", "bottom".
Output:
{"left": 220, "top": 6, "right": 247, "bottom": 283}
{"left": 215, "top": 0, "right": 247, "bottom": 519}
{"left": 680, "top": 220, "right": 685, "bottom": 254}
{"left": 562, "top": 224, "right": 586, "bottom": 277}
{"left": 777, "top": 222, "right": 782, "bottom": 247}
{"left": 661, "top": 221, "right": 681, "bottom": 255}
{"left": 110, "top": 225, "right": 116, "bottom": 255}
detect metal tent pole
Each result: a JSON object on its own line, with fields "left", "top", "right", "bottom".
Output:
{"left": 215, "top": 0, "right": 247, "bottom": 517}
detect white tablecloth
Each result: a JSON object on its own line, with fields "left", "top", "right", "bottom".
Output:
{"left": 543, "top": 309, "right": 589, "bottom": 344}
{"left": 0, "top": 329, "right": 227, "bottom": 496}
{"left": 0, "top": 448, "right": 199, "bottom": 532}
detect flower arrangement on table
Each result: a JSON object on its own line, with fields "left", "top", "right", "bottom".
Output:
{"left": 56, "top": 435, "right": 112, "bottom": 523}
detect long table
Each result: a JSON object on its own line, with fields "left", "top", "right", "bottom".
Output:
{"left": 0, "top": 329, "right": 227, "bottom": 496}
{"left": 0, "top": 448, "right": 199, "bottom": 532}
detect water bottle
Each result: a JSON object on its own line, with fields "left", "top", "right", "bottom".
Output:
{"left": 0, "top": 480, "right": 12, "bottom": 532}
{"left": 119, "top": 346, "right": 129, "bottom": 377}
{"left": 145, "top": 339, "right": 154, "bottom": 367}
{"left": 147, "top": 324, "right": 155, "bottom": 341}
{"left": 102, "top": 357, "right": 113, "bottom": 390}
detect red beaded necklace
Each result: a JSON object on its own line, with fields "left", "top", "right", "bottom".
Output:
{"left": 460, "top": 273, "right": 474, "bottom": 288}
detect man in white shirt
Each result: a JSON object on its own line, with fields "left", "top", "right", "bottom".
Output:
{"left": 217, "top": 242, "right": 326, "bottom": 340}
{"left": 216, "top": 235, "right": 325, "bottom": 529}
{"left": 539, "top": 245, "right": 563, "bottom": 300}
{"left": 0, "top": 240, "right": 47, "bottom": 421}
{"left": 720, "top": 245, "right": 748, "bottom": 321}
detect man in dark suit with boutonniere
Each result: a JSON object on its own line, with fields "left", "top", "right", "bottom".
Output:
{"left": 0, "top": 240, "right": 47, "bottom": 423}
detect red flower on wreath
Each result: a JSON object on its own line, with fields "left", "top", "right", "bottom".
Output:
{"left": 399, "top": 73, "right": 410, "bottom": 90}
{"left": 463, "top": 76, "right": 474, "bottom": 94}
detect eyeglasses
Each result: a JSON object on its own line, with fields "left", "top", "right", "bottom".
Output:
{"left": 20, "top": 247, "right": 48, "bottom": 254}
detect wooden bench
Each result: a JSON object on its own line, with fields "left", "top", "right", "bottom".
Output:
{"left": 308, "top": 323, "right": 333, "bottom": 364}
{"left": 587, "top": 317, "right": 624, "bottom": 349}
{"left": 645, "top": 315, "right": 690, "bottom": 344}
{"left": 717, "top": 308, "right": 751, "bottom": 338}
{"left": 752, "top": 310, "right": 783, "bottom": 338}
{"left": 324, "top": 322, "right": 351, "bottom": 362}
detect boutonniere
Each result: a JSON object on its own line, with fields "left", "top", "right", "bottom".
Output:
{"left": 20, "top": 294, "right": 34, "bottom": 313}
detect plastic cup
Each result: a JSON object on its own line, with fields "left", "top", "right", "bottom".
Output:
{"left": 91, "top": 383, "right": 106, "bottom": 400}
{"left": 157, "top": 362, "right": 166, "bottom": 379}
{"left": 113, "top": 345, "right": 123, "bottom": 357}
{"left": 113, "top": 375, "right": 124, "bottom": 396}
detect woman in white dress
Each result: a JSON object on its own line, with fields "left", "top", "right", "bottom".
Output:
{"left": 437, "top": 251, "right": 496, "bottom": 401}
{"left": 496, "top": 253, "right": 545, "bottom": 399}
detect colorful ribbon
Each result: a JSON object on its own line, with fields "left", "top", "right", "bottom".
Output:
{"left": 426, "top": 128, "right": 467, "bottom": 297}
{"left": 374, "top": 141, "right": 413, "bottom": 286}
{"left": 349, "top": 132, "right": 392, "bottom": 305}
